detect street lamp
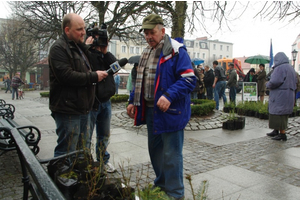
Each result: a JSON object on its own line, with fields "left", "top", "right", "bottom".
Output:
{"left": 292, "top": 49, "right": 298, "bottom": 68}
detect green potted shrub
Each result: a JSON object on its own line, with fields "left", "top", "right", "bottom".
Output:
{"left": 236, "top": 102, "right": 245, "bottom": 116}
{"left": 258, "top": 102, "right": 269, "bottom": 120}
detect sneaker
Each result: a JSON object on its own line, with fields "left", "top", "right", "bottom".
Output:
{"left": 105, "top": 162, "right": 116, "bottom": 173}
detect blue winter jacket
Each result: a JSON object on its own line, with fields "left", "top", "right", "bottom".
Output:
{"left": 266, "top": 52, "right": 298, "bottom": 115}
{"left": 129, "top": 35, "right": 196, "bottom": 134}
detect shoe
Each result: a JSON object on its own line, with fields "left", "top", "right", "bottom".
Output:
{"left": 105, "top": 162, "right": 116, "bottom": 173}
{"left": 266, "top": 130, "right": 279, "bottom": 137}
{"left": 272, "top": 133, "right": 287, "bottom": 141}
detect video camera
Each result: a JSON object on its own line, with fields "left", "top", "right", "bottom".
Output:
{"left": 86, "top": 22, "right": 108, "bottom": 47}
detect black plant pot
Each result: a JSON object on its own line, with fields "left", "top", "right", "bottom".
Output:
{"left": 56, "top": 175, "right": 80, "bottom": 200}
{"left": 222, "top": 121, "right": 228, "bottom": 129}
{"left": 235, "top": 117, "right": 245, "bottom": 129}
{"left": 227, "top": 120, "right": 235, "bottom": 130}
{"left": 259, "top": 113, "right": 265, "bottom": 119}
{"left": 223, "top": 107, "right": 230, "bottom": 113}
{"left": 264, "top": 113, "right": 269, "bottom": 119}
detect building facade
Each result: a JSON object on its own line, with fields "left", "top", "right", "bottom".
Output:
{"left": 184, "top": 36, "right": 233, "bottom": 67}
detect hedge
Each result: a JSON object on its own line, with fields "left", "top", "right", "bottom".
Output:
{"left": 40, "top": 92, "right": 215, "bottom": 116}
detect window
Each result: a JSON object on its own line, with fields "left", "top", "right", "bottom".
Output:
{"left": 220, "top": 45, "right": 223, "bottom": 51}
{"left": 196, "top": 43, "right": 198, "bottom": 47}
{"left": 202, "top": 53, "right": 205, "bottom": 59}
{"left": 193, "top": 52, "right": 196, "bottom": 58}
{"left": 136, "top": 47, "right": 140, "bottom": 54}
{"left": 130, "top": 47, "right": 134, "bottom": 54}
{"left": 121, "top": 46, "right": 126, "bottom": 53}
{"left": 213, "top": 54, "right": 216, "bottom": 60}
{"left": 186, "top": 41, "right": 191, "bottom": 47}
{"left": 213, "top": 44, "right": 216, "bottom": 50}
{"left": 219, "top": 55, "right": 223, "bottom": 59}
{"left": 227, "top": 46, "right": 229, "bottom": 51}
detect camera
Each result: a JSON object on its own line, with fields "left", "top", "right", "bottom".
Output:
{"left": 86, "top": 22, "right": 108, "bottom": 47}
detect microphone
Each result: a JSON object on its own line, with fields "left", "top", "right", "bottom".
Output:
{"left": 106, "top": 58, "right": 128, "bottom": 74}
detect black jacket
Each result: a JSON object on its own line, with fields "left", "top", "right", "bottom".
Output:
{"left": 203, "top": 69, "right": 214, "bottom": 87}
{"left": 88, "top": 49, "right": 117, "bottom": 107}
{"left": 244, "top": 72, "right": 257, "bottom": 82}
{"left": 49, "top": 34, "right": 98, "bottom": 115}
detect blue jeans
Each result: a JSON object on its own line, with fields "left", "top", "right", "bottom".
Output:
{"left": 12, "top": 87, "right": 18, "bottom": 99}
{"left": 145, "top": 106, "right": 184, "bottom": 199}
{"left": 214, "top": 81, "right": 227, "bottom": 110}
{"left": 89, "top": 100, "right": 111, "bottom": 164}
{"left": 206, "top": 86, "right": 213, "bottom": 100}
{"left": 51, "top": 112, "right": 91, "bottom": 157}
{"left": 5, "top": 84, "right": 11, "bottom": 93}
{"left": 229, "top": 86, "right": 236, "bottom": 104}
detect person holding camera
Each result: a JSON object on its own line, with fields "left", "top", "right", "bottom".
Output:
{"left": 49, "top": 13, "right": 108, "bottom": 157}
{"left": 85, "top": 23, "right": 117, "bottom": 173}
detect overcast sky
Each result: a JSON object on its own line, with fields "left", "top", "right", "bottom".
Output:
{"left": 0, "top": 1, "right": 298, "bottom": 59}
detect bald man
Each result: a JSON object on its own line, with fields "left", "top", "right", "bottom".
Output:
{"left": 49, "top": 13, "right": 108, "bottom": 157}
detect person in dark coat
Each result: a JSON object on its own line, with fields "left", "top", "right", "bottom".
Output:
{"left": 3, "top": 76, "right": 12, "bottom": 93}
{"left": 49, "top": 13, "right": 108, "bottom": 157}
{"left": 203, "top": 65, "right": 214, "bottom": 100}
{"left": 255, "top": 64, "right": 266, "bottom": 102}
{"left": 131, "top": 63, "right": 138, "bottom": 90}
{"left": 191, "top": 63, "right": 200, "bottom": 99}
{"left": 266, "top": 52, "right": 298, "bottom": 141}
{"left": 244, "top": 68, "right": 257, "bottom": 82}
{"left": 197, "top": 68, "right": 205, "bottom": 99}
{"left": 226, "top": 63, "right": 237, "bottom": 104}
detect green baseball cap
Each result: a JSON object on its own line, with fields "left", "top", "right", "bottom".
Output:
{"left": 139, "top": 14, "right": 164, "bottom": 32}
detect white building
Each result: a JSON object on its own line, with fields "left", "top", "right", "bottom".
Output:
{"left": 184, "top": 36, "right": 233, "bottom": 67}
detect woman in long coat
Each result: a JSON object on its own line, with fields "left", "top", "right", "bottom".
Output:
{"left": 256, "top": 64, "right": 266, "bottom": 102}
{"left": 266, "top": 52, "right": 298, "bottom": 141}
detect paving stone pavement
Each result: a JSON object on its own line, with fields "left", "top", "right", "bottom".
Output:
{"left": 1, "top": 89, "right": 300, "bottom": 200}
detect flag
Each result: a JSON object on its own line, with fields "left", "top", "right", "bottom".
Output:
{"left": 269, "top": 39, "right": 273, "bottom": 68}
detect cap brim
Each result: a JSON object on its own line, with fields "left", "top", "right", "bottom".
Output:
{"left": 139, "top": 24, "right": 157, "bottom": 32}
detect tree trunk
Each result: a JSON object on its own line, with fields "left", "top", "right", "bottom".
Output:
{"left": 171, "top": 1, "right": 187, "bottom": 39}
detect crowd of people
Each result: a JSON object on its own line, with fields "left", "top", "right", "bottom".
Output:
{"left": 2, "top": 11, "right": 294, "bottom": 200}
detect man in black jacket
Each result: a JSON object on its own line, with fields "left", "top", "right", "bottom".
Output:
{"left": 85, "top": 29, "right": 117, "bottom": 173}
{"left": 49, "top": 13, "right": 108, "bottom": 157}
{"left": 203, "top": 65, "right": 214, "bottom": 100}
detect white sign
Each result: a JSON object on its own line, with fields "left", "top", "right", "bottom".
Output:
{"left": 242, "top": 82, "right": 257, "bottom": 101}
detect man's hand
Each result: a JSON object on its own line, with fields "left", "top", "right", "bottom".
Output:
{"left": 212, "top": 83, "right": 216, "bottom": 88}
{"left": 96, "top": 71, "right": 108, "bottom": 82}
{"left": 85, "top": 36, "right": 94, "bottom": 45}
{"left": 157, "top": 96, "right": 171, "bottom": 112}
{"left": 127, "top": 104, "right": 135, "bottom": 118}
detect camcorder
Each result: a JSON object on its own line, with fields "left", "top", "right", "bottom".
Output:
{"left": 86, "top": 22, "right": 108, "bottom": 47}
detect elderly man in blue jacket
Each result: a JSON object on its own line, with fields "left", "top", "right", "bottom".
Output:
{"left": 126, "top": 14, "right": 196, "bottom": 200}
